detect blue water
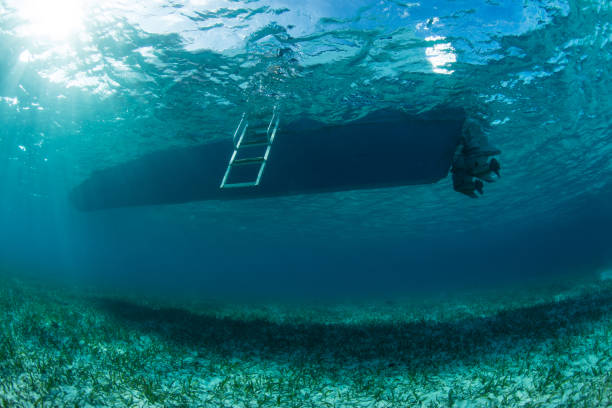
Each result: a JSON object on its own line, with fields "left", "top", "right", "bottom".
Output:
{"left": 0, "top": 0, "right": 610, "bottom": 296}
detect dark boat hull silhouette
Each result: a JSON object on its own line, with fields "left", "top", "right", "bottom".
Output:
{"left": 70, "top": 109, "right": 465, "bottom": 211}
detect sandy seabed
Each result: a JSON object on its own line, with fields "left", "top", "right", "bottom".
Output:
{"left": 0, "top": 271, "right": 610, "bottom": 408}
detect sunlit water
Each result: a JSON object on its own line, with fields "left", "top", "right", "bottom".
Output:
{"left": 0, "top": 0, "right": 611, "bottom": 292}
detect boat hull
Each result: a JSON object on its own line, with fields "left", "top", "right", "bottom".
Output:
{"left": 69, "top": 109, "right": 465, "bottom": 211}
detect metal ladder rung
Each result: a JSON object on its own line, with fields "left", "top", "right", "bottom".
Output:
{"left": 232, "top": 157, "right": 265, "bottom": 166}
{"left": 221, "top": 181, "right": 258, "bottom": 188}
{"left": 241, "top": 140, "right": 270, "bottom": 148}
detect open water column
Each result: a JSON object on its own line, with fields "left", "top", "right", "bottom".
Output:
{"left": 0, "top": 0, "right": 611, "bottom": 407}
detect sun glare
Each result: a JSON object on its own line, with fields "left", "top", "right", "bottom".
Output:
{"left": 17, "top": 0, "right": 85, "bottom": 41}
{"left": 425, "top": 35, "right": 456, "bottom": 75}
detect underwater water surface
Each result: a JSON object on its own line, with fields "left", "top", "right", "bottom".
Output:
{"left": 0, "top": 0, "right": 611, "bottom": 293}
{"left": 0, "top": 0, "right": 611, "bottom": 406}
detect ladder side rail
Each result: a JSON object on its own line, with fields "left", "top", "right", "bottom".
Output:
{"left": 255, "top": 111, "right": 280, "bottom": 185}
{"left": 221, "top": 116, "right": 249, "bottom": 188}
{"left": 232, "top": 113, "right": 246, "bottom": 147}
{"left": 220, "top": 149, "right": 240, "bottom": 188}
{"left": 265, "top": 107, "right": 277, "bottom": 141}
{"left": 267, "top": 114, "right": 280, "bottom": 147}
{"left": 234, "top": 120, "right": 249, "bottom": 149}
{"left": 254, "top": 154, "right": 268, "bottom": 185}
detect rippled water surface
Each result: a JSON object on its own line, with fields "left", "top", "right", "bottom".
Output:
{"left": 0, "top": 0, "right": 610, "bottom": 240}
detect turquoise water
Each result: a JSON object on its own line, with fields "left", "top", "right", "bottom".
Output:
{"left": 0, "top": 0, "right": 611, "bottom": 294}
{"left": 1, "top": 2, "right": 612, "bottom": 406}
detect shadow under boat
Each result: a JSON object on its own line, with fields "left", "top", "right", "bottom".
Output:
{"left": 69, "top": 108, "right": 465, "bottom": 211}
